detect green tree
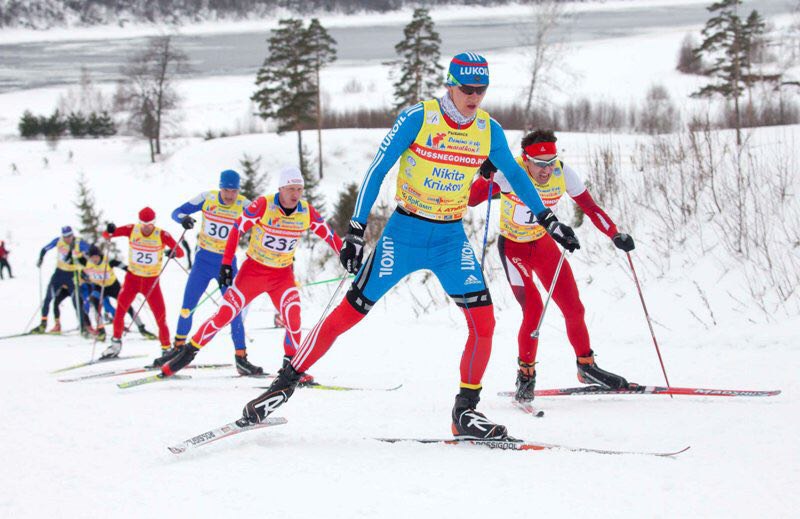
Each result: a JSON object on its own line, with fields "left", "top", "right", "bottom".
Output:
{"left": 87, "top": 111, "right": 117, "bottom": 137}
{"left": 392, "top": 8, "right": 443, "bottom": 112}
{"left": 692, "top": 0, "right": 772, "bottom": 143}
{"left": 68, "top": 112, "right": 89, "bottom": 137}
{"left": 238, "top": 154, "right": 268, "bottom": 247}
{"left": 18, "top": 110, "right": 40, "bottom": 138}
{"left": 75, "top": 172, "right": 104, "bottom": 246}
{"left": 306, "top": 18, "right": 337, "bottom": 180}
{"left": 331, "top": 182, "right": 359, "bottom": 237}
{"left": 252, "top": 18, "right": 316, "bottom": 176}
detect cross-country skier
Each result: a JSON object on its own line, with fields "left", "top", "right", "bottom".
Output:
{"left": 100, "top": 207, "right": 184, "bottom": 359}
{"left": 469, "top": 129, "right": 632, "bottom": 402}
{"left": 79, "top": 244, "right": 153, "bottom": 342}
{"left": 162, "top": 166, "right": 342, "bottom": 380}
{"left": 157, "top": 169, "right": 257, "bottom": 373}
{"left": 0, "top": 240, "right": 12, "bottom": 279}
{"left": 237, "top": 53, "right": 579, "bottom": 440}
{"left": 30, "top": 226, "right": 90, "bottom": 334}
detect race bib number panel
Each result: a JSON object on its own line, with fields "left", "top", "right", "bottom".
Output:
{"left": 261, "top": 234, "right": 298, "bottom": 253}
{"left": 511, "top": 204, "right": 537, "bottom": 226}
{"left": 133, "top": 251, "right": 157, "bottom": 265}
{"left": 204, "top": 220, "right": 232, "bottom": 240}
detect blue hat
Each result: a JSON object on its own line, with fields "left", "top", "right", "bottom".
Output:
{"left": 446, "top": 52, "right": 490, "bottom": 86}
{"left": 219, "top": 169, "right": 240, "bottom": 190}
{"left": 61, "top": 226, "right": 73, "bottom": 237}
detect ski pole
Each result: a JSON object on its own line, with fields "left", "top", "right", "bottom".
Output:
{"left": 480, "top": 176, "right": 495, "bottom": 271}
{"left": 301, "top": 275, "right": 354, "bottom": 288}
{"left": 626, "top": 251, "right": 672, "bottom": 392}
{"left": 124, "top": 229, "right": 188, "bottom": 336}
{"left": 187, "top": 287, "right": 221, "bottom": 317}
{"left": 530, "top": 248, "right": 568, "bottom": 340}
{"left": 90, "top": 238, "right": 112, "bottom": 361}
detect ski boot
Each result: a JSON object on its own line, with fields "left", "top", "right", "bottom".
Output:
{"left": 282, "top": 355, "right": 314, "bottom": 385}
{"left": 96, "top": 327, "right": 106, "bottom": 342}
{"left": 273, "top": 313, "right": 285, "bottom": 329}
{"left": 161, "top": 343, "right": 199, "bottom": 377}
{"left": 241, "top": 364, "right": 301, "bottom": 424}
{"left": 576, "top": 350, "right": 628, "bottom": 389}
{"left": 30, "top": 319, "right": 47, "bottom": 334}
{"left": 100, "top": 337, "right": 122, "bottom": 359}
{"left": 138, "top": 324, "right": 157, "bottom": 340}
{"left": 514, "top": 358, "right": 537, "bottom": 402}
{"left": 151, "top": 339, "right": 184, "bottom": 368}
{"left": 48, "top": 319, "right": 61, "bottom": 334}
{"left": 451, "top": 387, "right": 509, "bottom": 440}
{"left": 235, "top": 352, "right": 264, "bottom": 376}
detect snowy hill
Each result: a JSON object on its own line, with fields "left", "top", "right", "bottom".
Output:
{"left": 0, "top": 125, "right": 797, "bottom": 517}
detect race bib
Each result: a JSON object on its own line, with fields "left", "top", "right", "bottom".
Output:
{"left": 511, "top": 204, "right": 538, "bottom": 226}
{"left": 204, "top": 219, "right": 232, "bottom": 240}
{"left": 261, "top": 233, "right": 298, "bottom": 253}
{"left": 132, "top": 250, "right": 157, "bottom": 265}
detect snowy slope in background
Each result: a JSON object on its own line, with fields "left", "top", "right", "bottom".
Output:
{"left": 0, "top": 127, "right": 797, "bottom": 517}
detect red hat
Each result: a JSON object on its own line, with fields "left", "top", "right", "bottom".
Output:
{"left": 138, "top": 207, "right": 156, "bottom": 224}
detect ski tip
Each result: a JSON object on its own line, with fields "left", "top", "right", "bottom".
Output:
{"left": 167, "top": 445, "right": 186, "bottom": 455}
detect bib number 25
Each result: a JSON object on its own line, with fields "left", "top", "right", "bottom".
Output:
{"left": 134, "top": 251, "right": 156, "bottom": 264}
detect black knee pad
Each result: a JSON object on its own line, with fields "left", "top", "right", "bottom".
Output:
{"left": 450, "top": 288, "right": 492, "bottom": 309}
{"left": 345, "top": 283, "right": 375, "bottom": 315}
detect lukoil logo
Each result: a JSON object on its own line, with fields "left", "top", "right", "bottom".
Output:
{"left": 460, "top": 66, "right": 488, "bottom": 76}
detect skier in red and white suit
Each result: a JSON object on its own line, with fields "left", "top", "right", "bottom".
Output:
{"left": 162, "top": 166, "right": 342, "bottom": 378}
{"left": 100, "top": 207, "right": 184, "bottom": 359}
{"left": 469, "top": 129, "right": 633, "bottom": 401}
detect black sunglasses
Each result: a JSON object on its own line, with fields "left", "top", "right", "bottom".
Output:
{"left": 458, "top": 85, "right": 488, "bottom": 96}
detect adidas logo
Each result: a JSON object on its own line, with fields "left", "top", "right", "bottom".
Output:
{"left": 464, "top": 275, "right": 481, "bottom": 285}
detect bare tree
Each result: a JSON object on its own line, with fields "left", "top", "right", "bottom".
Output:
{"left": 115, "top": 35, "right": 189, "bottom": 162}
{"left": 520, "top": 1, "right": 569, "bottom": 129}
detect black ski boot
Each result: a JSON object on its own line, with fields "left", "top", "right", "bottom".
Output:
{"left": 161, "top": 344, "right": 199, "bottom": 376}
{"left": 241, "top": 364, "right": 301, "bottom": 424}
{"left": 29, "top": 319, "right": 47, "bottom": 334}
{"left": 138, "top": 324, "right": 157, "bottom": 340}
{"left": 235, "top": 353, "right": 264, "bottom": 376}
{"left": 576, "top": 350, "right": 628, "bottom": 389}
{"left": 96, "top": 327, "right": 106, "bottom": 342}
{"left": 282, "top": 355, "right": 314, "bottom": 385}
{"left": 515, "top": 359, "right": 537, "bottom": 402}
{"left": 451, "top": 387, "right": 509, "bottom": 440}
{"left": 151, "top": 339, "right": 184, "bottom": 368}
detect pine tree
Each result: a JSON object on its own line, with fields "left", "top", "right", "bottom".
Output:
{"left": 691, "top": 0, "right": 773, "bottom": 144}
{"left": 238, "top": 154, "right": 268, "bottom": 202}
{"left": 252, "top": 18, "right": 316, "bottom": 174}
{"left": 75, "top": 172, "right": 104, "bottom": 246}
{"left": 68, "top": 112, "right": 89, "bottom": 137}
{"left": 306, "top": 18, "right": 337, "bottom": 180}
{"left": 18, "top": 111, "right": 40, "bottom": 138}
{"left": 238, "top": 154, "right": 268, "bottom": 247}
{"left": 331, "top": 182, "right": 360, "bottom": 237}
{"left": 300, "top": 143, "right": 326, "bottom": 215}
{"left": 392, "top": 8, "right": 443, "bottom": 112}
{"left": 87, "top": 111, "right": 117, "bottom": 137}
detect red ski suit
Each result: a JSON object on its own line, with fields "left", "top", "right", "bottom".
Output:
{"left": 189, "top": 195, "right": 342, "bottom": 357}
{"left": 106, "top": 224, "right": 183, "bottom": 347}
{"left": 470, "top": 170, "right": 618, "bottom": 364}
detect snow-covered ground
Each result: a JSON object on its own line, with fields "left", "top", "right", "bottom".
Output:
{"left": 1, "top": 2, "right": 798, "bottom": 516}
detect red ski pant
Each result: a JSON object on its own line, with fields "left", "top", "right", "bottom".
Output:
{"left": 190, "top": 259, "right": 301, "bottom": 356}
{"left": 291, "top": 297, "right": 495, "bottom": 387}
{"left": 498, "top": 235, "right": 591, "bottom": 364}
{"left": 112, "top": 272, "right": 170, "bottom": 347}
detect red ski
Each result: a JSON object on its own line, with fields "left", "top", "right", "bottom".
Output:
{"left": 498, "top": 384, "right": 780, "bottom": 398}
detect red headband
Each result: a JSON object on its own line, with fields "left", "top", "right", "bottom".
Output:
{"left": 524, "top": 141, "right": 557, "bottom": 158}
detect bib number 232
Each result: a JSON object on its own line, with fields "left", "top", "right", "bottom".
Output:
{"left": 262, "top": 235, "right": 298, "bottom": 252}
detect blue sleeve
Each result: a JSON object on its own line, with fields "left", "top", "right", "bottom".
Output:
{"left": 487, "top": 119, "right": 546, "bottom": 215}
{"left": 78, "top": 239, "right": 90, "bottom": 253}
{"left": 172, "top": 193, "right": 207, "bottom": 223}
{"left": 40, "top": 237, "right": 59, "bottom": 257}
{"left": 352, "top": 104, "right": 424, "bottom": 224}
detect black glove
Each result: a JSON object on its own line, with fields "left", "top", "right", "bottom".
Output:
{"left": 106, "top": 222, "right": 116, "bottom": 234}
{"left": 479, "top": 158, "right": 497, "bottom": 179}
{"left": 536, "top": 209, "right": 580, "bottom": 252}
{"left": 339, "top": 221, "right": 366, "bottom": 274}
{"left": 612, "top": 233, "right": 635, "bottom": 252}
{"left": 219, "top": 264, "right": 233, "bottom": 288}
{"left": 36, "top": 256, "right": 43, "bottom": 268}
{"left": 165, "top": 249, "right": 174, "bottom": 258}
{"left": 180, "top": 216, "right": 195, "bottom": 230}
